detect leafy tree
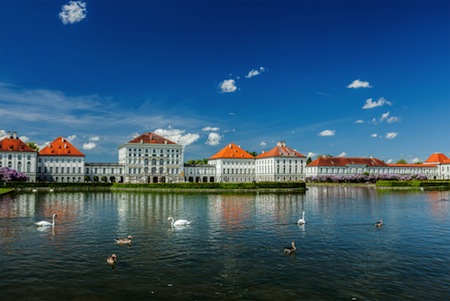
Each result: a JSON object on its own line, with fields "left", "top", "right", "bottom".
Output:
{"left": 0, "top": 167, "right": 29, "bottom": 182}
{"left": 27, "top": 142, "right": 40, "bottom": 151}
{"left": 306, "top": 157, "right": 312, "bottom": 164}
{"left": 247, "top": 151, "right": 258, "bottom": 157}
{"left": 396, "top": 159, "right": 408, "bottom": 164}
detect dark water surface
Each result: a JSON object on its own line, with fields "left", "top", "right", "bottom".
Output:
{"left": 0, "top": 186, "right": 449, "bottom": 300}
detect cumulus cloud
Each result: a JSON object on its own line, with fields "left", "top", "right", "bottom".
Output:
{"left": 155, "top": 128, "right": 200, "bottom": 146}
{"left": 411, "top": 157, "right": 421, "bottom": 163}
{"left": 245, "top": 66, "right": 266, "bottom": 78}
{"left": 362, "top": 97, "right": 392, "bottom": 109}
{"left": 318, "top": 130, "right": 335, "bottom": 137}
{"left": 0, "top": 130, "right": 6, "bottom": 139}
{"left": 371, "top": 133, "right": 378, "bottom": 138}
{"left": 385, "top": 132, "right": 398, "bottom": 139}
{"left": 202, "top": 126, "right": 220, "bottom": 131}
{"left": 89, "top": 136, "right": 100, "bottom": 141}
{"left": 59, "top": 1, "right": 87, "bottom": 25}
{"left": 337, "top": 152, "right": 347, "bottom": 158}
{"left": 355, "top": 119, "right": 364, "bottom": 124}
{"left": 380, "top": 111, "right": 390, "bottom": 122}
{"left": 387, "top": 159, "right": 393, "bottom": 163}
{"left": 219, "top": 79, "right": 237, "bottom": 93}
{"left": 347, "top": 79, "right": 372, "bottom": 89}
{"left": 260, "top": 141, "right": 267, "bottom": 147}
{"left": 83, "top": 142, "right": 96, "bottom": 150}
{"left": 307, "top": 152, "right": 318, "bottom": 159}
{"left": 67, "top": 135, "right": 77, "bottom": 142}
{"left": 387, "top": 116, "right": 400, "bottom": 123}
{"left": 206, "top": 132, "right": 222, "bottom": 146}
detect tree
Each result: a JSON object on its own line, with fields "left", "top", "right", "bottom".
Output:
{"left": 0, "top": 167, "right": 29, "bottom": 182}
{"left": 247, "top": 151, "right": 258, "bottom": 157}
{"left": 27, "top": 142, "right": 40, "bottom": 151}
{"left": 396, "top": 159, "right": 408, "bottom": 164}
{"left": 306, "top": 157, "right": 312, "bottom": 164}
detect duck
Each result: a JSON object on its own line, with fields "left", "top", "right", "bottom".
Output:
{"left": 115, "top": 235, "right": 133, "bottom": 245}
{"left": 375, "top": 219, "right": 383, "bottom": 228}
{"left": 284, "top": 241, "right": 296, "bottom": 254}
{"left": 167, "top": 216, "right": 191, "bottom": 227}
{"left": 107, "top": 254, "right": 117, "bottom": 267}
{"left": 297, "top": 211, "right": 306, "bottom": 225}
{"left": 35, "top": 214, "right": 57, "bottom": 227}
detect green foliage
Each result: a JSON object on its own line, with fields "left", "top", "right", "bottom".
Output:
{"left": 376, "top": 180, "right": 450, "bottom": 188}
{"left": 27, "top": 142, "right": 40, "bottom": 151}
{"left": 112, "top": 181, "right": 306, "bottom": 190}
{"left": 396, "top": 159, "right": 408, "bottom": 164}
{"left": 306, "top": 157, "right": 312, "bottom": 164}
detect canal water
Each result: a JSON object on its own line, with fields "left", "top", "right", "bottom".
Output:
{"left": 0, "top": 186, "right": 449, "bottom": 300}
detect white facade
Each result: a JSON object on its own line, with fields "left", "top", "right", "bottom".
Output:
{"left": 118, "top": 133, "right": 184, "bottom": 183}
{"left": 0, "top": 131, "right": 37, "bottom": 181}
{"left": 208, "top": 158, "right": 256, "bottom": 183}
{"left": 37, "top": 156, "right": 85, "bottom": 182}
{"left": 85, "top": 163, "right": 125, "bottom": 183}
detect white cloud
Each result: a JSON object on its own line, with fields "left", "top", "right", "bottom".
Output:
{"left": 387, "top": 159, "right": 393, "bottom": 163}
{"left": 371, "top": 133, "right": 378, "bottom": 138}
{"left": 155, "top": 128, "right": 200, "bottom": 146}
{"left": 206, "top": 132, "right": 222, "bottom": 146}
{"left": 387, "top": 116, "right": 400, "bottom": 123}
{"left": 67, "top": 135, "right": 77, "bottom": 142}
{"left": 362, "top": 97, "right": 392, "bottom": 109}
{"left": 245, "top": 66, "right": 266, "bottom": 78}
{"left": 337, "top": 152, "right": 347, "bottom": 158}
{"left": 347, "top": 79, "right": 372, "bottom": 89}
{"left": 411, "top": 157, "right": 421, "bottom": 163}
{"left": 59, "top": 1, "right": 87, "bottom": 25}
{"left": 260, "top": 141, "right": 267, "bottom": 147}
{"left": 385, "top": 132, "right": 398, "bottom": 139}
{"left": 219, "top": 79, "right": 237, "bottom": 93}
{"left": 380, "top": 111, "right": 390, "bottom": 122}
{"left": 83, "top": 142, "right": 96, "bottom": 150}
{"left": 355, "top": 119, "right": 364, "bottom": 124}
{"left": 19, "top": 135, "right": 29, "bottom": 143}
{"left": 318, "top": 130, "right": 335, "bottom": 137}
{"left": 307, "top": 152, "right": 318, "bottom": 158}
{"left": 202, "top": 126, "right": 220, "bottom": 131}
{"left": 89, "top": 136, "right": 100, "bottom": 141}
{"left": 0, "top": 130, "right": 6, "bottom": 139}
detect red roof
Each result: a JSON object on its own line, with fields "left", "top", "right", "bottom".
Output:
{"left": 0, "top": 136, "right": 36, "bottom": 153}
{"left": 39, "top": 137, "right": 85, "bottom": 157}
{"left": 257, "top": 142, "right": 306, "bottom": 159}
{"left": 308, "top": 157, "right": 387, "bottom": 167}
{"left": 210, "top": 143, "right": 254, "bottom": 159}
{"left": 128, "top": 132, "right": 176, "bottom": 144}
{"left": 424, "top": 153, "right": 449, "bottom": 164}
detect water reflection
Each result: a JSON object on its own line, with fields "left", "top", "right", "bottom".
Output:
{"left": 0, "top": 188, "right": 449, "bottom": 300}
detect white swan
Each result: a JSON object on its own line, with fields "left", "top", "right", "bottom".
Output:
{"left": 284, "top": 241, "right": 296, "bottom": 254}
{"left": 115, "top": 235, "right": 133, "bottom": 245}
{"left": 297, "top": 211, "right": 306, "bottom": 225}
{"left": 35, "top": 214, "right": 57, "bottom": 227}
{"left": 167, "top": 216, "right": 191, "bottom": 227}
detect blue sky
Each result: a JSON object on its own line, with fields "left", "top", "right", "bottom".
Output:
{"left": 1, "top": 0, "right": 449, "bottom": 164}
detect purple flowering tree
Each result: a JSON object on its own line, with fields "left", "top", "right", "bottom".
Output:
{"left": 0, "top": 167, "right": 29, "bottom": 183}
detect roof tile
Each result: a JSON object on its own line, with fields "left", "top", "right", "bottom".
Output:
{"left": 39, "top": 137, "right": 85, "bottom": 157}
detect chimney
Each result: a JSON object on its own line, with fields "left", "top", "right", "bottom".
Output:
{"left": 13, "top": 131, "right": 17, "bottom": 139}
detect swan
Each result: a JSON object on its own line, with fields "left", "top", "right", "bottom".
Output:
{"left": 375, "top": 219, "right": 383, "bottom": 228}
{"left": 284, "top": 241, "right": 296, "bottom": 254}
{"left": 107, "top": 254, "right": 117, "bottom": 266}
{"left": 167, "top": 216, "right": 191, "bottom": 227}
{"left": 35, "top": 214, "right": 57, "bottom": 227}
{"left": 115, "top": 235, "right": 133, "bottom": 245}
{"left": 297, "top": 211, "right": 306, "bottom": 225}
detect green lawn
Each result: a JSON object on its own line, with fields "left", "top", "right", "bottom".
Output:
{"left": 0, "top": 188, "right": 14, "bottom": 195}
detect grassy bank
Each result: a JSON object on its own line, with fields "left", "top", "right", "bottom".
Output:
{"left": 376, "top": 180, "right": 450, "bottom": 189}
{"left": 0, "top": 188, "right": 14, "bottom": 195}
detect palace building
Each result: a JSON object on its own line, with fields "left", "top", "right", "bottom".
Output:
{"left": 1, "top": 131, "right": 449, "bottom": 183}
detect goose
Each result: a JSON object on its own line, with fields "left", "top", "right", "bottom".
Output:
{"left": 107, "top": 254, "right": 117, "bottom": 266}
{"left": 375, "top": 219, "right": 383, "bottom": 228}
{"left": 115, "top": 235, "right": 133, "bottom": 245}
{"left": 167, "top": 216, "right": 191, "bottom": 227}
{"left": 284, "top": 241, "right": 296, "bottom": 254}
{"left": 35, "top": 214, "right": 57, "bottom": 227}
{"left": 297, "top": 211, "right": 306, "bottom": 225}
